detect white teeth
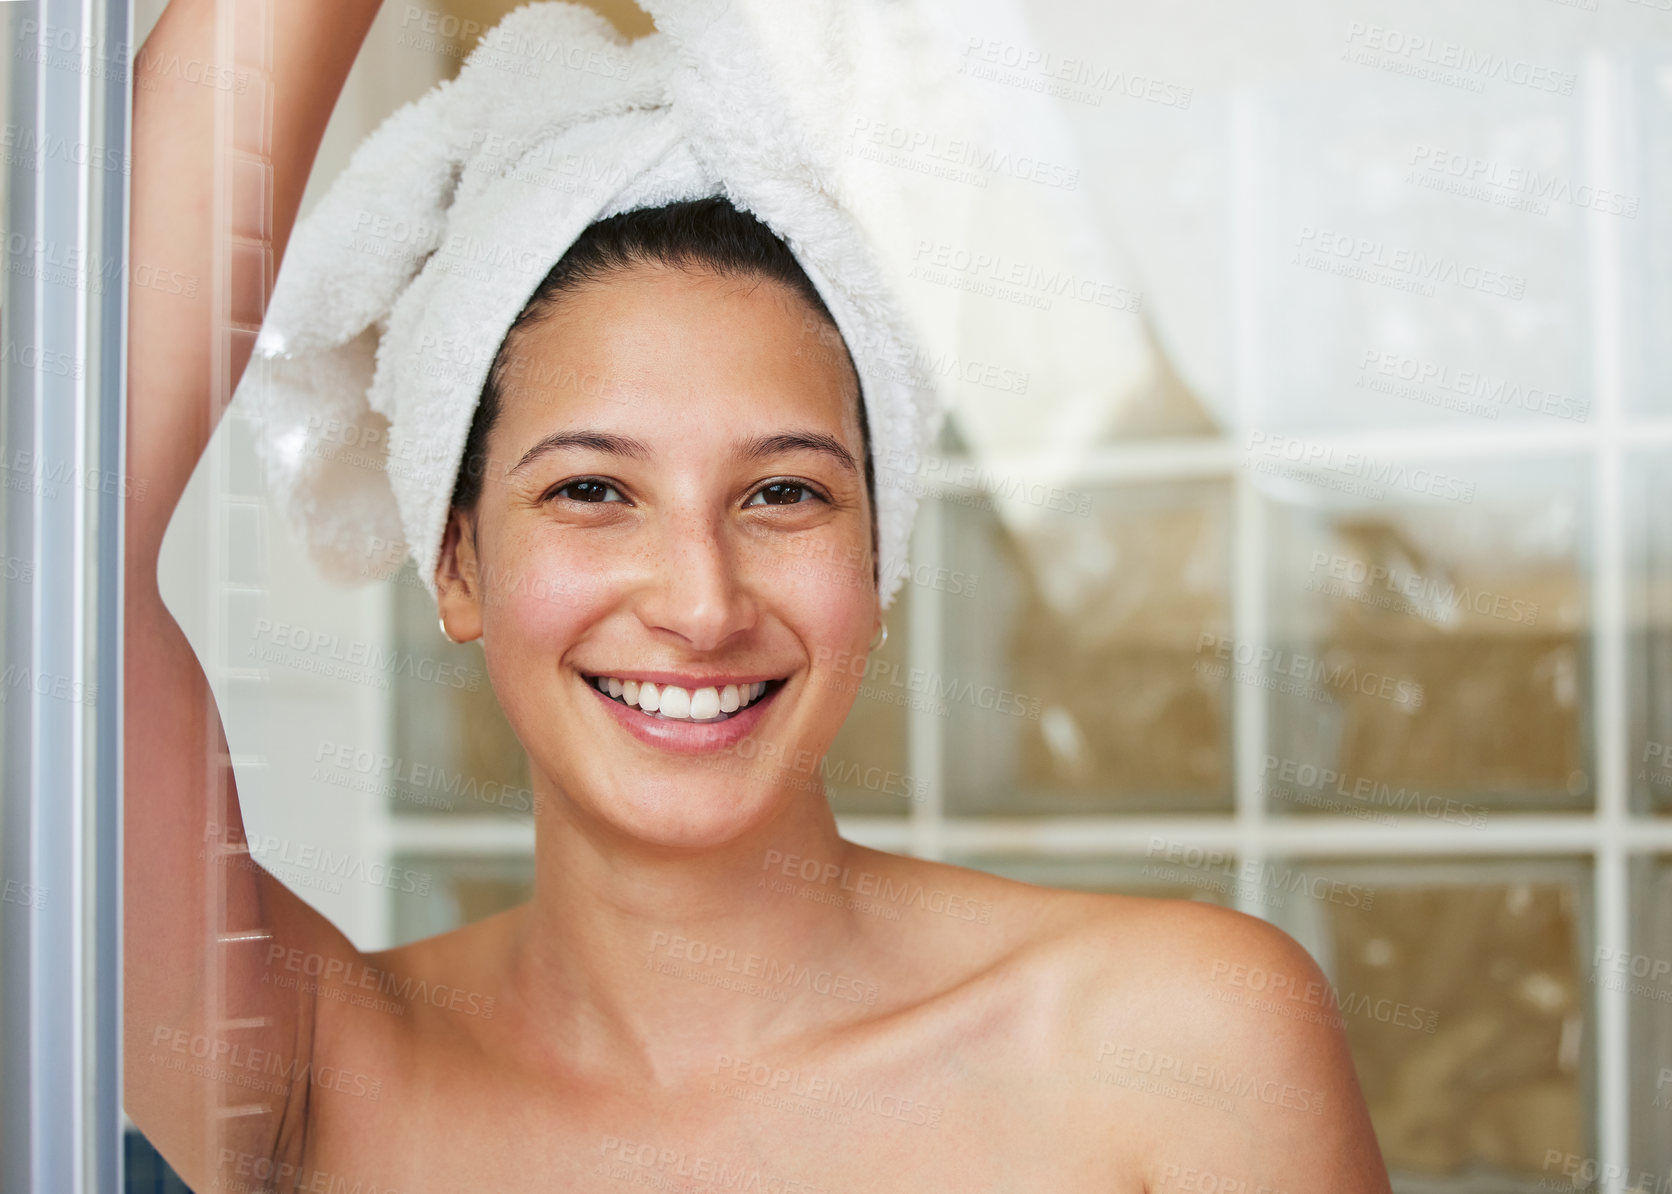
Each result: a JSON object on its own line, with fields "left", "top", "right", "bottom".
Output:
{"left": 590, "top": 674, "right": 775, "bottom": 722}
{"left": 658, "top": 685, "right": 691, "bottom": 718}
{"left": 689, "top": 687, "right": 721, "bottom": 719}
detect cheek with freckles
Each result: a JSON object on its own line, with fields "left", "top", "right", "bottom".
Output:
{"left": 746, "top": 535, "right": 878, "bottom": 746}
{"left": 471, "top": 534, "right": 616, "bottom": 729}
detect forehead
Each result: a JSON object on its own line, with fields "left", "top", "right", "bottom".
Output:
{"left": 489, "top": 263, "right": 862, "bottom": 453}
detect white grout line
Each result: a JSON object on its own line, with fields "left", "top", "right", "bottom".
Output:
{"left": 908, "top": 496, "right": 945, "bottom": 862}
{"left": 1229, "top": 87, "right": 1268, "bottom": 922}
{"left": 386, "top": 817, "right": 537, "bottom": 856}
{"left": 389, "top": 813, "right": 1672, "bottom": 859}
{"left": 1583, "top": 47, "right": 1631, "bottom": 1191}
{"left": 868, "top": 816, "right": 1672, "bottom": 856}
{"left": 361, "top": 583, "right": 396, "bottom": 951}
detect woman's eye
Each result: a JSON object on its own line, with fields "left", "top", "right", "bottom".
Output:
{"left": 746, "top": 480, "right": 823, "bottom": 507}
{"left": 546, "top": 479, "right": 822, "bottom": 507}
{"left": 549, "top": 478, "right": 624, "bottom": 504}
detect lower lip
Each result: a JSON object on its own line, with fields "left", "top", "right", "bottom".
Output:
{"left": 585, "top": 676, "right": 783, "bottom": 756}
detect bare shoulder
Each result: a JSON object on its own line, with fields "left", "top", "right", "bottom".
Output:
{"left": 834, "top": 846, "right": 1308, "bottom": 991}
{"left": 843, "top": 857, "right": 1392, "bottom": 1193}
{"left": 1036, "top": 893, "right": 1394, "bottom": 1194}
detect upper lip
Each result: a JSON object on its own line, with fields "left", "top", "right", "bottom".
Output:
{"left": 580, "top": 669, "right": 786, "bottom": 689}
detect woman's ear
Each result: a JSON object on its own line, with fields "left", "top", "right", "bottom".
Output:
{"left": 435, "top": 507, "right": 485, "bottom": 644}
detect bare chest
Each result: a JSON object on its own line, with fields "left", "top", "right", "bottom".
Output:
{"left": 290, "top": 1024, "right": 1137, "bottom": 1194}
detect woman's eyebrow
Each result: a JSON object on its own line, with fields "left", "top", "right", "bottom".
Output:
{"left": 734, "top": 431, "right": 859, "bottom": 477}
{"left": 507, "top": 429, "right": 858, "bottom": 477}
{"left": 508, "top": 430, "right": 654, "bottom": 476}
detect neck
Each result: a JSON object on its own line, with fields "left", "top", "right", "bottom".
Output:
{"left": 504, "top": 773, "right": 878, "bottom": 1087}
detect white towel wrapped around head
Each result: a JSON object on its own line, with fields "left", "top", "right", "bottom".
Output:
{"left": 237, "top": 0, "right": 956, "bottom": 613}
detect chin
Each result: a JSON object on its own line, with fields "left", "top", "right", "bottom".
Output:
{"left": 560, "top": 763, "right": 798, "bottom": 854}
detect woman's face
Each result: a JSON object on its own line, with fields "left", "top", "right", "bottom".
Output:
{"left": 435, "top": 263, "right": 878, "bottom": 850}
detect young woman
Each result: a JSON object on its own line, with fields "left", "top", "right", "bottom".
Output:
{"left": 125, "top": 2, "right": 1393, "bottom": 1191}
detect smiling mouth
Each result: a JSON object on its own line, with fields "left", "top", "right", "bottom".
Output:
{"left": 582, "top": 674, "right": 788, "bottom": 723}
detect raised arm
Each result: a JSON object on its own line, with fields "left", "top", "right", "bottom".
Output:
{"left": 124, "top": 0, "right": 383, "bottom": 1184}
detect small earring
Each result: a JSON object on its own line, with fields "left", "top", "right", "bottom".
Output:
{"left": 869, "top": 621, "right": 888, "bottom": 652}
{"left": 439, "top": 616, "right": 459, "bottom": 645}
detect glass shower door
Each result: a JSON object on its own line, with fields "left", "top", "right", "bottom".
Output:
{"left": 1, "top": 1, "right": 131, "bottom": 1190}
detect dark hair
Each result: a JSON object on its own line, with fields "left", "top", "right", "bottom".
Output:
{"left": 447, "top": 196, "right": 875, "bottom": 566}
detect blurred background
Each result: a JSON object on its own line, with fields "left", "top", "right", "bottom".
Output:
{"left": 125, "top": 0, "right": 1672, "bottom": 1189}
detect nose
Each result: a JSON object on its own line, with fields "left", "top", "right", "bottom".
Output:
{"left": 631, "top": 503, "right": 758, "bottom": 652}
